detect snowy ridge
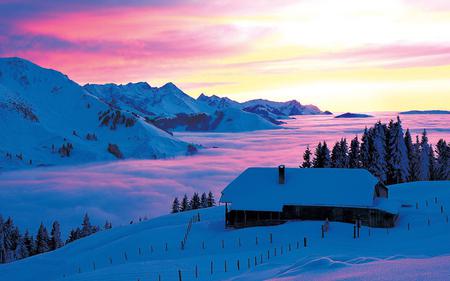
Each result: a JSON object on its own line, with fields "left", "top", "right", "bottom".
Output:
{"left": 1, "top": 181, "right": 449, "bottom": 281}
{"left": 84, "top": 84, "right": 278, "bottom": 132}
{"left": 0, "top": 57, "right": 195, "bottom": 170}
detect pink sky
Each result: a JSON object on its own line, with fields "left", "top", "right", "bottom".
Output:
{"left": 1, "top": 0, "right": 450, "bottom": 111}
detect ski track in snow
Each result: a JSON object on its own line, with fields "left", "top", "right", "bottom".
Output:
{"left": 0, "top": 112, "right": 448, "bottom": 235}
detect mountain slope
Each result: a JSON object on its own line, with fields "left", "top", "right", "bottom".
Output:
{"left": 85, "top": 84, "right": 278, "bottom": 132}
{"left": 0, "top": 58, "right": 195, "bottom": 170}
{"left": 1, "top": 181, "right": 449, "bottom": 281}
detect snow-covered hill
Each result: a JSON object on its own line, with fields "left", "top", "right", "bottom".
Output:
{"left": 0, "top": 58, "right": 195, "bottom": 170}
{"left": 84, "top": 84, "right": 279, "bottom": 132}
{"left": 2, "top": 181, "right": 449, "bottom": 281}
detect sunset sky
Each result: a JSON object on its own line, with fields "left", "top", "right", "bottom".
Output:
{"left": 1, "top": 0, "right": 450, "bottom": 112}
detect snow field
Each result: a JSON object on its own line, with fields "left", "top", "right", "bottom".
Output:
{"left": 1, "top": 181, "right": 449, "bottom": 281}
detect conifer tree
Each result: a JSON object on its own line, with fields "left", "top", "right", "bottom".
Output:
{"left": 50, "top": 221, "right": 63, "bottom": 250}
{"left": 301, "top": 146, "right": 312, "bottom": 168}
{"left": 435, "top": 139, "right": 449, "bottom": 180}
{"left": 81, "top": 214, "right": 92, "bottom": 238}
{"left": 207, "top": 191, "right": 215, "bottom": 207}
{"left": 312, "top": 142, "right": 323, "bottom": 167}
{"left": 181, "top": 194, "right": 190, "bottom": 212}
{"left": 368, "top": 122, "right": 388, "bottom": 183}
{"left": 349, "top": 136, "right": 360, "bottom": 168}
{"left": 15, "top": 235, "right": 29, "bottom": 260}
{"left": 200, "top": 193, "right": 208, "bottom": 208}
{"left": 428, "top": 145, "right": 438, "bottom": 180}
{"left": 322, "top": 142, "right": 331, "bottom": 168}
{"left": 387, "top": 117, "right": 409, "bottom": 184}
{"left": 190, "top": 193, "right": 201, "bottom": 210}
{"left": 104, "top": 221, "right": 112, "bottom": 230}
{"left": 171, "top": 197, "right": 180, "bottom": 213}
{"left": 35, "top": 223, "right": 50, "bottom": 254}
{"left": 404, "top": 129, "right": 418, "bottom": 181}
{"left": 0, "top": 216, "right": 6, "bottom": 263}
{"left": 360, "top": 128, "right": 370, "bottom": 168}
{"left": 419, "top": 130, "right": 430, "bottom": 181}
{"left": 23, "top": 230, "right": 35, "bottom": 256}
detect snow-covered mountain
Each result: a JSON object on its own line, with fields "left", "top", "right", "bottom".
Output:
{"left": 0, "top": 58, "right": 195, "bottom": 170}
{"left": 84, "top": 84, "right": 278, "bottom": 132}
{"left": 197, "top": 94, "right": 331, "bottom": 124}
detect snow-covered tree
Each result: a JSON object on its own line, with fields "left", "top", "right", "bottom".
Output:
{"left": 404, "top": 129, "right": 418, "bottom": 181}
{"left": 419, "top": 130, "right": 430, "bottom": 181}
{"left": 301, "top": 146, "right": 312, "bottom": 168}
{"left": 15, "top": 235, "right": 29, "bottom": 260}
{"left": 66, "top": 228, "right": 81, "bottom": 244}
{"left": 349, "top": 136, "right": 360, "bottom": 168}
{"left": 0, "top": 216, "right": 6, "bottom": 263}
{"left": 435, "top": 139, "right": 449, "bottom": 180}
{"left": 181, "top": 194, "right": 190, "bottom": 212}
{"left": 35, "top": 223, "right": 50, "bottom": 254}
{"left": 104, "top": 221, "right": 112, "bottom": 230}
{"left": 368, "top": 122, "right": 388, "bottom": 183}
{"left": 200, "top": 193, "right": 208, "bottom": 208}
{"left": 190, "top": 193, "right": 201, "bottom": 210}
{"left": 387, "top": 117, "right": 409, "bottom": 184}
{"left": 360, "top": 128, "right": 370, "bottom": 169}
{"left": 428, "top": 145, "right": 438, "bottom": 180}
{"left": 171, "top": 197, "right": 180, "bottom": 213}
{"left": 23, "top": 230, "right": 35, "bottom": 256}
{"left": 50, "top": 221, "right": 63, "bottom": 250}
{"left": 207, "top": 191, "right": 215, "bottom": 207}
{"left": 81, "top": 214, "right": 92, "bottom": 238}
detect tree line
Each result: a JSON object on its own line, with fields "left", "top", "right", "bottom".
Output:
{"left": 171, "top": 191, "right": 216, "bottom": 213}
{"left": 301, "top": 116, "right": 449, "bottom": 184}
{"left": 0, "top": 213, "right": 111, "bottom": 264}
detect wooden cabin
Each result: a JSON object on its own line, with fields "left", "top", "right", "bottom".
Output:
{"left": 220, "top": 166, "right": 399, "bottom": 228}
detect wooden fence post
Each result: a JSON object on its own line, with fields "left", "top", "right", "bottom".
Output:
{"left": 353, "top": 225, "right": 356, "bottom": 239}
{"left": 416, "top": 202, "right": 418, "bottom": 209}
{"left": 108, "top": 257, "right": 112, "bottom": 264}
{"left": 254, "top": 256, "right": 257, "bottom": 266}
{"left": 139, "top": 247, "right": 141, "bottom": 255}
{"left": 428, "top": 218, "right": 431, "bottom": 226}
{"left": 256, "top": 236, "right": 258, "bottom": 245}
{"left": 224, "top": 260, "right": 227, "bottom": 272}
{"left": 441, "top": 206, "right": 444, "bottom": 214}
{"left": 92, "top": 261, "right": 96, "bottom": 271}
{"left": 260, "top": 254, "right": 263, "bottom": 263}
{"left": 407, "top": 223, "right": 410, "bottom": 231}
{"left": 165, "top": 242, "right": 168, "bottom": 251}
{"left": 237, "top": 260, "right": 240, "bottom": 271}
{"left": 222, "top": 240, "right": 224, "bottom": 249}
{"left": 210, "top": 261, "right": 213, "bottom": 275}
{"left": 274, "top": 247, "right": 277, "bottom": 256}
{"left": 195, "top": 265, "right": 198, "bottom": 278}
{"left": 270, "top": 233, "right": 273, "bottom": 244}
{"left": 321, "top": 225, "right": 324, "bottom": 239}
{"left": 124, "top": 252, "right": 128, "bottom": 261}
{"left": 158, "top": 273, "right": 161, "bottom": 281}
{"left": 281, "top": 246, "right": 283, "bottom": 256}
{"left": 304, "top": 237, "right": 307, "bottom": 247}
{"left": 178, "top": 269, "right": 182, "bottom": 281}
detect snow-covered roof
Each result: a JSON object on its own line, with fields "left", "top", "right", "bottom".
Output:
{"left": 220, "top": 167, "right": 389, "bottom": 212}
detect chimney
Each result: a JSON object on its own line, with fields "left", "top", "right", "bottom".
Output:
{"left": 278, "top": 165, "right": 285, "bottom": 184}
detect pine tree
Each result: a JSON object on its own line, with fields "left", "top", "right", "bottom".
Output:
{"left": 349, "top": 136, "right": 360, "bottom": 168}
{"left": 207, "top": 191, "right": 215, "bottom": 207}
{"left": 50, "top": 221, "right": 63, "bottom": 250}
{"left": 104, "top": 221, "right": 112, "bottom": 230}
{"left": 387, "top": 117, "right": 409, "bottom": 184}
{"left": 3, "top": 218, "right": 18, "bottom": 262}
{"left": 200, "top": 193, "right": 208, "bottom": 208}
{"left": 435, "top": 139, "right": 449, "bottom": 180}
{"left": 81, "top": 214, "right": 92, "bottom": 238}
{"left": 312, "top": 142, "right": 323, "bottom": 167}
{"left": 419, "top": 130, "right": 430, "bottom": 181}
{"left": 301, "top": 146, "right": 312, "bottom": 168}
{"left": 404, "top": 129, "right": 418, "bottom": 181}
{"left": 331, "top": 139, "right": 349, "bottom": 168}
{"left": 360, "top": 128, "right": 370, "bottom": 168}
{"left": 181, "top": 194, "right": 190, "bottom": 212}
{"left": 428, "top": 145, "right": 438, "bottom": 180}
{"left": 0, "top": 215, "right": 6, "bottom": 263}
{"left": 331, "top": 141, "right": 341, "bottom": 168}
{"left": 190, "top": 193, "right": 201, "bottom": 210}
{"left": 23, "top": 230, "right": 35, "bottom": 256}
{"left": 322, "top": 142, "right": 331, "bottom": 168}
{"left": 35, "top": 223, "right": 50, "bottom": 254}
{"left": 15, "top": 235, "right": 29, "bottom": 260}
{"left": 171, "top": 197, "right": 180, "bottom": 213}
{"left": 368, "top": 122, "right": 388, "bottom": 183}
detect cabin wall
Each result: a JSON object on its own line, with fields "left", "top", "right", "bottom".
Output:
{"left": 226, "top": 205, "right": 396, "bottom": 228}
